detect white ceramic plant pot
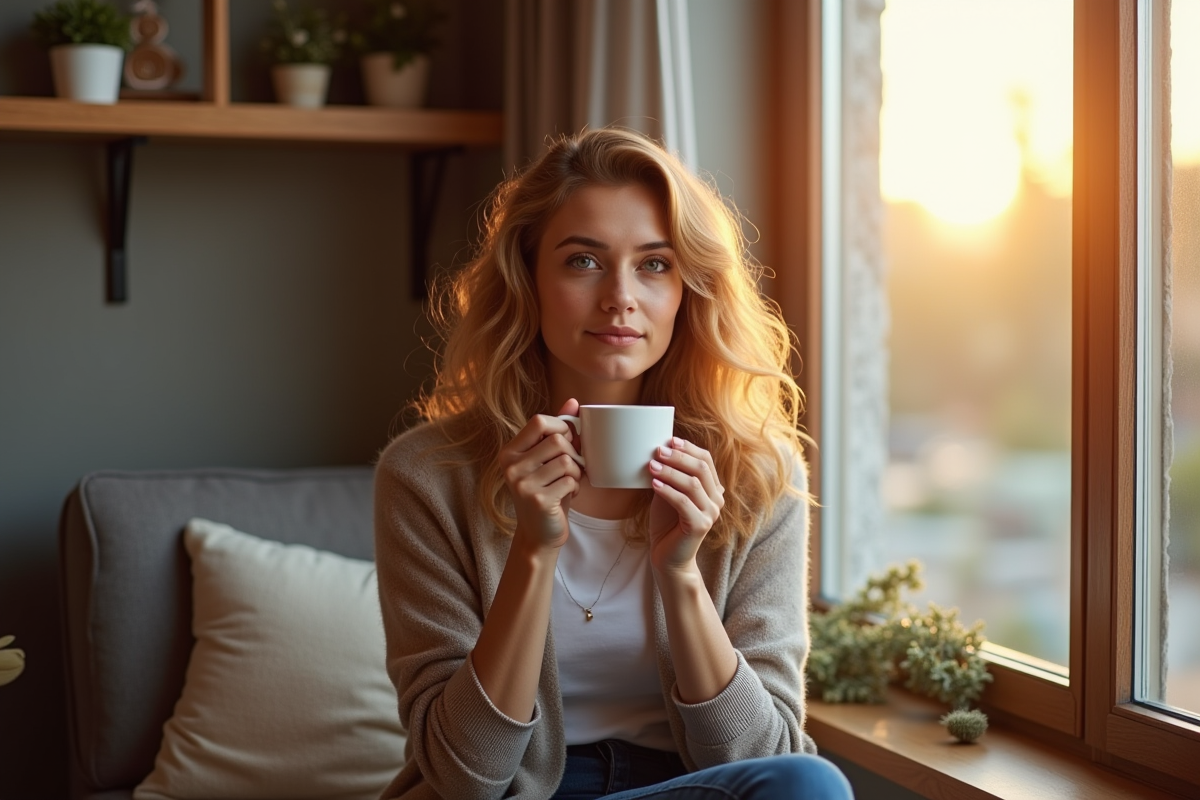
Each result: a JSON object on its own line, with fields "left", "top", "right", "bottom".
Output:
{"left": 271, "top": 63, "right": 331, "bottom": 109}
{"left": 49, "top": 44, "right": 124, "bottom": 104}
{"left": 361, "top": 53, "right": 430, "bottom": 108}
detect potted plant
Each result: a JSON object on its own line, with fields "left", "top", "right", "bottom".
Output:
{"left": 353, "top": 0, "right": 445, "bottom": 108}
{"left": 260, "top": 0, "right": 346, "bottom": 109}
{"left": 30, "top": 0, "right": 131, "bottom": 104}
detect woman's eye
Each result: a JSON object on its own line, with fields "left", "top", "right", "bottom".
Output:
{"left": 641, "top": 257, "right": 671, "bottom": 274}
{"left": 568, "top": 254, "right": 599, "bottom": 270}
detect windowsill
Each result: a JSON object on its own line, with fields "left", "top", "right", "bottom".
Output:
{"left": 807, "top": 689, "right": 1180, "bottom": 799}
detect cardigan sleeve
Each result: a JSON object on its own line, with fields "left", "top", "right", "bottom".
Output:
{"left": 373, "top": 431, "right": 538, "bottom": 800}
{"left": 672, "top": 456, "right": 818, "bottom": 766}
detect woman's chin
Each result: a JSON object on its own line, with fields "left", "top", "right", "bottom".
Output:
{"left": 548, "top": 351, "right": 664, "bottom": 394}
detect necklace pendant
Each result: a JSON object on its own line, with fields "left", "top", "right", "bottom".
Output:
{"left": 584, "top": 608, "right": 594, "bottom": 622}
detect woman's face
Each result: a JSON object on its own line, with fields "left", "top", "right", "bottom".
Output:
{"left": 535, "top": 182, "right": 684, "bottom": 404}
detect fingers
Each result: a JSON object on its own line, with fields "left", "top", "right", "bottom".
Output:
{"left": 514, "top": 456, "right": 581, "bottom": 507}
{"left": 652, "top": 438, "right": 724, "bottom": 509}
{"left": 499, "top": 403, "right": 586, "bottom": 548}
{"left": 502, "top": 429, "right": 577, "bottom": 474}
{"left": 649, "top": 438, "right": 724, "bottom": 535}
{"left": 502, "top": 414, "right": 575, "bottom": 465}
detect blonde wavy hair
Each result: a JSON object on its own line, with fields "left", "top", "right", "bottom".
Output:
{"left": 415, "top": 127, "right": 808, "bottom": 548}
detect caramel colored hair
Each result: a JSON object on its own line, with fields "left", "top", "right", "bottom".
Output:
{"left": 414, "top": 127, "right": 808, "bottom": 547}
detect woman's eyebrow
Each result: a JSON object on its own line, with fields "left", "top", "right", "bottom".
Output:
{"left": 555, "top": 235, "right": 608, "bottom": 250}
{"left": 553, "top": 235, "right": 673, "bottom": 251}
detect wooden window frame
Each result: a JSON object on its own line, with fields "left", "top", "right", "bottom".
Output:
{"left": 1076, "top": 0, "right": 1200, "bottom": 788}
{"left": 768, "top": 0, "right": 1200, "bottom": 792}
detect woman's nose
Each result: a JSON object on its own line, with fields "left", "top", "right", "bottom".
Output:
{"left": 601, "top": 269, "right": 636, "bottom": 312}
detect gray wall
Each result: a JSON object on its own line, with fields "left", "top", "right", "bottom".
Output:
{"left": 689, "top": 0, "right": 775, "bottom": 268}
{"left": 0, "top": 0, "right": 501, "bottom": 794}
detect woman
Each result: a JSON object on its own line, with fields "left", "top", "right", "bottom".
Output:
{"left": 374, "top": 128, "right": 851, "bottom": 800}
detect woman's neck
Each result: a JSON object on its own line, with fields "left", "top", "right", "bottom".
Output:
{"left": 549, "top": 379, "right": 643, "bottom": 410}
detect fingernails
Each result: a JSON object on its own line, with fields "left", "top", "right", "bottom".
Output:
{"left": 659, "top": 446, "right": 672, "bottom": 458}
{"left": 649, "top": 460, "right": 663, "bottom": 472}
{"left": 673, "top": 437, "right": 686, "bottom": 448}
{"left": 652, "top": 478, "right": 664, "bottom": 488}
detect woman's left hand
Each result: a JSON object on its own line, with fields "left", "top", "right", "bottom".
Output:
{"left": 648, "top": 437, "right": 726, "bottom": 575}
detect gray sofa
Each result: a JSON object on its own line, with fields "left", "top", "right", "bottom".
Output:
{"left": 58, "top": 467, "right": 376, "bottom": 800}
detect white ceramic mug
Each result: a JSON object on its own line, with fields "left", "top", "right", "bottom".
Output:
{"left": 557, "top": 405, "right": 675, "bottom": 489}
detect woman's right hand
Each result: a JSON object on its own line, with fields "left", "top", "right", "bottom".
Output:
{"left": 497, "top": 398, "right": 583, "bottom": 550}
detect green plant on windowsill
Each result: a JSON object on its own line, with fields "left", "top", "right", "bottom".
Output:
{"left": 0, "top": 635, "right": 25, "bottom": 686}
{"left": 809, "top": 561, "right": 994, "bottom": 741}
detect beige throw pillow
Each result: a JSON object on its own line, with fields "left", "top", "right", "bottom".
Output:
{"left": 134, "top": 518, "right": 405, "bottom": 800}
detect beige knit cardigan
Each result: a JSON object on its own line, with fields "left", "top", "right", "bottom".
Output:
{"left": 373, "top": 422, "right": 817, "bottom": 800}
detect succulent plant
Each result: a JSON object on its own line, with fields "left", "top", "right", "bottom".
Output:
{"left": 941, "top": 708, "right": 989, "bottom": 743}
{"left": 809, "top": 560, "right": 993, "bottom": 710}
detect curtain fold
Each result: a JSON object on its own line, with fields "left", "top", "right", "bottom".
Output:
{"left": 504, "top": 0, "right": 697, "bottom": 172}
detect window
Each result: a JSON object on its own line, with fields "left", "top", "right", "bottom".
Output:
{"left": 779, "top": 0, "right": 1200, "bottom": 791}
{"left": 813, "top": 0, "right": 1076, "bottom": 733}
{"left": 820, "top": 0, "right": 1074, "bottom": 671}
{"left": 1136, "top": 0, "right": 1200, "bottom": 722}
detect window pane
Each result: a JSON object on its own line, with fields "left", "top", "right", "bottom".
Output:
{"left": 1165, "top": 0, "right": 1200, "bottom": 717}
{"left": 1140, "top": 0, "right": 1200, "bottom": 719}
{"left": 825, "top": 0, "right": 1073, "bottom": 668}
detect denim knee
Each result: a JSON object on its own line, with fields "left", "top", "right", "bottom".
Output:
{"left": 752, "top": 753, "right": 853, "bottom": 799}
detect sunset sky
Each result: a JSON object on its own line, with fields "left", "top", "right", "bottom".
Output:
{"left": 879, "top": 0, "right": 1200, "bottom": 225}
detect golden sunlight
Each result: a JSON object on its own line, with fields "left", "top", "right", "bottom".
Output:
{"left": 1175, "top": 1, "right": 1200, "bottom": 166}
{"left": 879, "top": 0, "right": 1074, "bottom": 226}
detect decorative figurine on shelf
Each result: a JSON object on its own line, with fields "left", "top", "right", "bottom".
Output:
{"left": 0, "top": 635, "right": 25, "bottom": 687}
{"left": 124, "top": 0, "right": 184, "bottom": 91}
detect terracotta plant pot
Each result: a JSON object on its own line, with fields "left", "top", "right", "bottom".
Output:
{"left": 271, "top": 63, "right": 331, "bottom": 109}
{"left": 49, "top": 44, "right": 124, "bottom": 104}
{"left": 361, "top": 53, "right": 430, "bottom": 108}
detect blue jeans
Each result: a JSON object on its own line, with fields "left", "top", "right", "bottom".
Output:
{"left": 551, "top": 740, "right": 854, "bottom": 800}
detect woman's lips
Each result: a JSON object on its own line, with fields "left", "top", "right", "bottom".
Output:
{"left": 588, "top": 330, "right": 642, "bottom": 346}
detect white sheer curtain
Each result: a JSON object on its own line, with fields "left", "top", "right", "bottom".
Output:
{"left": 822, "top": 0, "right": 888, "bottom": 598}
{"left": 503, "top": 0, "right": 697, "bottom": 172}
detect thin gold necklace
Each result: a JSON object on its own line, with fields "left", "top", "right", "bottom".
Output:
{"left": 556, "top": 540, "right": 629, "bottom": 622}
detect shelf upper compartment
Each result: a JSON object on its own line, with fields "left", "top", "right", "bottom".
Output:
{"left": 0, "top": 97, "right": 503, "bottom": 147}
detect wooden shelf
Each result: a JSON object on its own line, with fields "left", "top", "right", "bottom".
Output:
{"left": 0, "top": 0, "right": 501, "bottom": 149}
{"left": 0, "top": 96, "right": 502, "bottom": 147}
{"left": 0, "top": 0, "right": 500, "bottom": 304}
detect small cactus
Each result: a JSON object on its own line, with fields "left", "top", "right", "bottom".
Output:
{"left": 941, "top": 708, "right": 988, "bottom": 743}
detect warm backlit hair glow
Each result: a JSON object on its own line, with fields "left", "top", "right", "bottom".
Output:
{"left": 414, "top": 128, "right": 808, "bottom": 547}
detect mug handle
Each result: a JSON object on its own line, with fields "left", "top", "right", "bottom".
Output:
{"left": 556, "top": 414, "right": 586, "bottom": 468}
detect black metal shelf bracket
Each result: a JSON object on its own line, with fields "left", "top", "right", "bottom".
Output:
{"left": 106, "top": 136, "right": 146, "bottom": 304}
{"left": 411, "top": 146, "right": 464, "bottom": 301}
{"left": 101, "top": 139, "right": 457, "bottom": 303}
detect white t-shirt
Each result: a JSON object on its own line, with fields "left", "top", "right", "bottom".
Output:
{"left": 551, "top": 509, "right": 675, "bottom": 751}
